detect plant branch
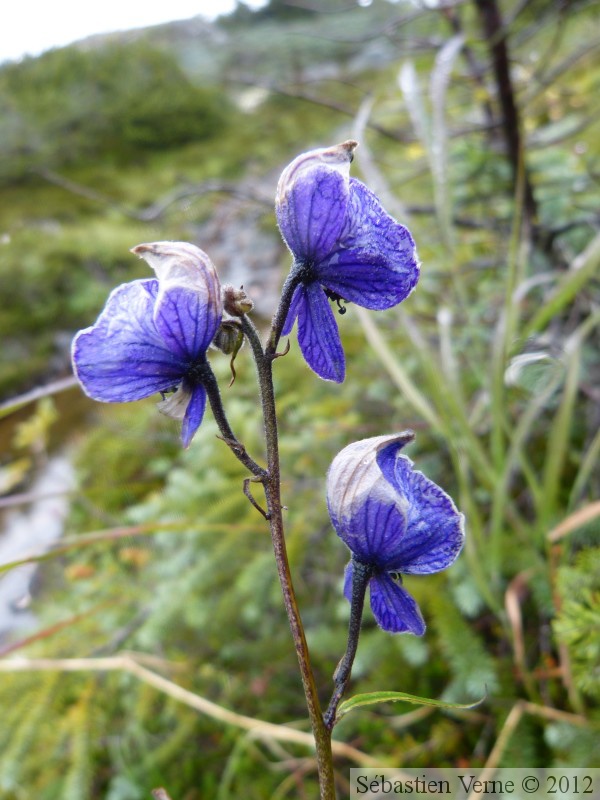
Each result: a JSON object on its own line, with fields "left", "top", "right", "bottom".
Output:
{"left": 0, "top": 654, "right": 384, "bottom": 764}
{"left": 266, "top": 269, "right": 302, "bottom": 356}
{"left": 473, "top": 0, "right": 538, "bottom": 224}
{"left": 202, "top": 362, "right": 266, "bottom": 478}
{"left": 324, "top": 558, "right": 372, "bottom": 729}
{"left": 244, "top": 280, "right": 337, "bottom": 798}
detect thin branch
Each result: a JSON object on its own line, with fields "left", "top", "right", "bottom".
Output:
{"left": 547, "top": 500, "right": 600, "bottom": 543}
{"left": 473, "top": 0, "right": 537, "bottom": 223}
{"left": 324, "top": 558, "right": 372, "bottom": 729}
{"left": 439, "top": 4, "right": 496, "bottom": 129}
{"left": 0, "top": 375, "right": 78, "bottom": 417}
{"left": 523, "top": 37, "right": 600, "bottom": 103}
{"left": 0, "top": 655, "right": 379, "bottom": 766}
{"left": 35, "top": 168, "right": 271, "bottom": 221}
{"left": 233, "top": 77, "right": 411, "bottom": 144}
{"left": 202, "top": 362, "right": 267, "bottom": 478}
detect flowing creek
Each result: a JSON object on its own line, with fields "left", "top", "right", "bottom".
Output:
{"left": 0, "top": 452, "right": 75, "bottom": 637}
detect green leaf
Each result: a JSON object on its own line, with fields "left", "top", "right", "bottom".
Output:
{"left": 336, "top": 690, "right": 483, "bottom": 721}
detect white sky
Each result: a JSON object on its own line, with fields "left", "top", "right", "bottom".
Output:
{"left": 1, "top": 1, "right": 267, "bottom": 64}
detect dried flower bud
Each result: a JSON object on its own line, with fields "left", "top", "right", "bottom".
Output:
{"left": 223, "top": 284, "right": 254, "bottom": 316}
{"left": 212, "top": 319, "right": 244, "bottom": 355}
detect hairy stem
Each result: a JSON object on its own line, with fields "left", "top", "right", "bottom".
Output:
{"left": 202, "top": 363, "right": 266, "bottom": 478}
{"left": 243, "top": 284, "right": 337, "bottom": 798}
{"left": 324, "top": 558, "right": 372, "bottom": 729}
{"left": 266, "top": 267, "right": 302, "bottom": 356}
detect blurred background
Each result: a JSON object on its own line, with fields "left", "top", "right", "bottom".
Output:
{"left": 0, "top": 0, "right": 598, "bottom": 797}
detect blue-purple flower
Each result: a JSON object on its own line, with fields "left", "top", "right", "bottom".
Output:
{"left": 72, "top": 241, "right": 223, "bottom": 448}
{"left": 276, "top": 141, "right": 419, "bottom": 383}
{"left": 327, "top": 433, "right": 465, "bottom": 635}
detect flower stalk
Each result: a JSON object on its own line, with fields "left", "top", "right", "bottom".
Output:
{"left": 324, "top": 557, "right": 373, "bottom": 730}
{"left": 243, "top": 295, "right": 337, "bottom": 799}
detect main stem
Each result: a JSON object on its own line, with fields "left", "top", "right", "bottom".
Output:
{"left": 242, "top": 280, "right": 337, "bottom": 798}
{"left": 262, "top": 365, "right": 335, "bottom": 798}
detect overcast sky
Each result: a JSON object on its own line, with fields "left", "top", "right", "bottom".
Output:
{"left": 1, "top": 1, "right": 267, "bottom": 64}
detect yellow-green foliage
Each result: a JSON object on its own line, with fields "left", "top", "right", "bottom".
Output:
{"left": 0, "top": 1, "right": 599, "bottom": 796}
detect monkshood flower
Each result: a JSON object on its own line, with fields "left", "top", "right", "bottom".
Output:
{"left": 72, "top": 241, "right": 223, "bottom": 448}
{"left": 327, "top": 433, "right": 464, "bottom": 635}
{"left": 276, "top": 140, "right": 419, "bottom": 383}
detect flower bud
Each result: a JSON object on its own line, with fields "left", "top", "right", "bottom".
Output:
{"left": 212, "top": 319, "right": 244, "bottom": 355}
{"left": 222, "top": 284, "right": 254, "bottom": 316}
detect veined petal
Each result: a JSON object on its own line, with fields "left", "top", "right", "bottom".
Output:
{"left": 277, "top": 167, "right": 350, "bottom": 264}
{"left": 376, "top": 444, "right": 465, "bottom": 574}
{"left": 327, "top": 433, "right": 415, "bottom": 563}
{"left": 181, "top": 384, "right": 207, "bottom": 448}
{"left": 72, "top": 280, "right": 185, "bottom": 403}
{"left": 281, "top": 283, "right": 305, "bottom": 337}
{"left": 154, "top": 284, "right": 222, "bottom": 361}
{"left": 369, "top": 573, "right": 425, "bottom": 635}
{"left": 318, "top": 180, "right": 419, "bottom": 309}
{"left": 276, "top": 142, "right": 357, "bottom": 264}
{"left": 334, "top": 493, "right": 408, "bottom": 568}
{"left": 343, "top": 561, "right": 354, "bottom": 604}
{"left": 296, "top": 283, "right": 345, "bottom": 382}
{"left": 132, "top": 241, "right": 221, "bottom": 299}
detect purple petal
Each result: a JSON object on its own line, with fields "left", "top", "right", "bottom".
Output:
{"left": 281, "top": 283, "right": 304, "bottom": 337}
{"left": 376, "top": 446, "right": 465, "bottom": 574}
{"left": 72, "top": 280, "right": 185, "bottom": 403}
{"left": 335, "top": 492, "right": 408, "bottom": 567}
{"left": 181, "top": 384, "right": 207, "bottom": 448}
{"left": 318, "top": 180, "right": 419, "bottom": 309}
{"left": 132, "top": 242, "right": 221, "bottom": 300}
{"left": 327, "top": 434, "right": 416, "bottom": 566}
{"left": 343, "top": 561, "right": 354, "bottom": 603}
{"left": 154, "top": 285, "right": 221, "bottom": 361}
{"left": 369, "top": 573, "right": 425, "bottom": 635}
{"left": 277, "top": 166, "right": 349, "bottom": 264}
{"left": 296, "top": 283, "right": 345, "bottom": 382}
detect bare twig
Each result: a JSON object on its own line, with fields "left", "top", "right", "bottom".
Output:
{"left": 0, "top": 655, "right": 379, "bottom": 766}
{"left": 547, "top": 501, "right": 600, "bottom": 543}
{"left": 472, "top": 698, "right": 589, "bottom": 796}
{"left": 0, "top": 375, "right": 78, "bottom": 417}
{"left": 473, "top": 0, "right": 537, "bottom": 223}
{"left": 35, "top": 168, "right": 271, "bottom": 221}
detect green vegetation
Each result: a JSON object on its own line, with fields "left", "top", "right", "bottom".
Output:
{"left": 0, "top": 0, "right": 598, "bottom": 797}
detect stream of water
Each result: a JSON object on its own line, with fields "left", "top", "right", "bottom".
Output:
{"left": 0, "top": 452, "right": 75, "bottom": 637}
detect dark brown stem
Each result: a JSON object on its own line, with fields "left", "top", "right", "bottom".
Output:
{"left": 324, "top": 558, "right": 372, "bottom": 730}
{"left": 440, "top": 5, "right": 496, "bottom": 129}
{"left": 202, "top": 363, "right": 266, "bottom": 479}
{"left": 242, "top": 291, "right": 336, "bottom": 797}
{"left": 266, "top": 268, "right": 302, "bottom": 357}
{"left": 473, "top": 0, "right": 538, "bottom": 224}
